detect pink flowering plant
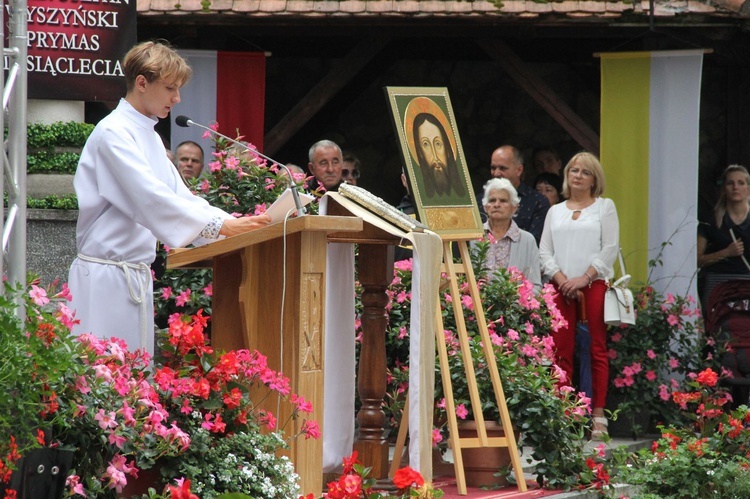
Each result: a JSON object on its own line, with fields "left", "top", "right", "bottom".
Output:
{"left": 48, "top": 310, "right": 319, "bottom": 499}
{"left": 154, "top": 126, "right": 317, "bottom": 324}
{"left": 50, "top": 333, "right": 189, "bottom": 498}
{"left": 606, "top": 283, "right": 716, "bottom": 436}
{"left": 1, "top": 276, "right": 319, "bottom": 498}
{"left": 147, "top": 311, "right": 320, "bottom": 498}
{"left": 0, "top": 278, "right": 83, "bottom": 493}
{"left": 382, "top": 242, "right": 606, "bottom": 490}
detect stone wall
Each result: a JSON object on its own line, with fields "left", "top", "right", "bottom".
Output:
{"left": 26, "top": 209, "right": 77, "bottom": 286}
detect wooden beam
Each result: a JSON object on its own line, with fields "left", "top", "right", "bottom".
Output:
{"left": 476, "top": 39, "right": 600, "bottom": 156}
{"left": 264, "top": 37, "right": 390, "bottom": 155}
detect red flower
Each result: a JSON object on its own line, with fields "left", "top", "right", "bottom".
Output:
{"left": 325, "top": 480, "right": 347, "bottom": 499}
{"left": 35, "top": 429, "right": 46, "bottom": 446}
{"left": 696, "top": 368, "right": 718, "bottom": 387}
{"left": 340, "top": 473, "right": 362, "bottom": 496}
{"left": 342, "top": 451, "right": 359, "bottom": 474}
{"left": 168, "top": 479, "right": 199, "bottom": 499}
{"left": 393, "top": 466, "right": 424, "bottom": 490}
{"left": 35, "top": 322, "right": 57, "bottom": 345}
{"left": 222, "top": 387, "right": 243, "bottom": 409}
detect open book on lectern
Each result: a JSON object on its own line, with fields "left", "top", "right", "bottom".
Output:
{"left": 337, "top": 183, "right": 427, "bottom": 233}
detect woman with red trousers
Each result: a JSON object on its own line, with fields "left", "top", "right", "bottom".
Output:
{"left": 539, "top": 152, "right": 620, "bottom": 439}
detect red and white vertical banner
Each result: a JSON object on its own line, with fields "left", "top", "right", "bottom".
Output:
{"left": 171, "top": 50, "right": 266, "bottom": 155}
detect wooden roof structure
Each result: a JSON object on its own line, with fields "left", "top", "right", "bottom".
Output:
{"left": 137, "top": 0, "right": 748, "bottom": 20}
{"left": 136, "top": 0, "right": 750, "bottom": 206}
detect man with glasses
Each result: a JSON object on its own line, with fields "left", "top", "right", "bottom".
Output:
{"left": 487, "top": 145, "right": 549, "bottom": 244}
{"left": 342, "top": 152, "right": 361, "bottom": 186}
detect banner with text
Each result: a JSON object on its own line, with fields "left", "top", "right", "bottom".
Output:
{"left": 6, "top": 0, "right": 137, "bottom": 101}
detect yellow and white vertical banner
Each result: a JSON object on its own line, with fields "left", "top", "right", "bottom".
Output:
{"left": 600, "top": 50, "right": 703, "bottom": 299}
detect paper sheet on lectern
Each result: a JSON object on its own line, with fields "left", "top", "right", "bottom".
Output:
{"left": 320, "top": 193, "right": 442, "bottom": 479}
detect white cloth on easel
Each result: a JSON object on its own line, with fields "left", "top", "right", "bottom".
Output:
{"left": 319, "top": 194, "right": 442, "bottom": 478}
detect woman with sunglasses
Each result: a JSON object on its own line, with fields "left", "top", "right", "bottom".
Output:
{"left": 342, "top": 152, "right": 361, "bottom": 186}
{"left": 539, "top": 152, "right": 620, "bottom": 439}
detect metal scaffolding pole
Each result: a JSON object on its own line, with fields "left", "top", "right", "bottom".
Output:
{"left": 3, "top": 0, "right": 28, "bottom": 317}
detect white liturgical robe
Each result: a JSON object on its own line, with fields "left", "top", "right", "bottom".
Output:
{"left": 68, "top": 99, "right": 231, "bottom": 354}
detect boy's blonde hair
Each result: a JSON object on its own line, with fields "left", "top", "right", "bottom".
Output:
{"left": 123, "top": 41, "right": 192, "bottom": 92}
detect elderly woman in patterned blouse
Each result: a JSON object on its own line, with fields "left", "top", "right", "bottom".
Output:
{"left": 473, "top": 178, "right": 541, "bottom": 289}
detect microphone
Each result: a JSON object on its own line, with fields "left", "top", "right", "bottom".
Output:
{"left": 175, "top": 115, "right": 307, "bottom": 216}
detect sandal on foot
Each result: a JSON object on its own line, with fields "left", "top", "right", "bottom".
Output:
{"left": 591, "top": 416, "right": 609, "bottom": 440}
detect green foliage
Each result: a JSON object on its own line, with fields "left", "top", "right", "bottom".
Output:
{"left": 4, "top": 190, "right": 78, "bottom": 210}
{"left": 27, "top": 150, "right": 80, "bottom": 174}
{"left": 26, "top": 194, "right": 78, "bottom": 210}
{"left": 615, "top": 372, "right": 750, "bottom": 498}
{"left": 23, "top": 121, "right": 93, "bottom": 176}
{"left": 606, "top": 282, "right": 716, "bottom": 436}
{"left": 27, "top": 121, "right": 94, "bottom": 148}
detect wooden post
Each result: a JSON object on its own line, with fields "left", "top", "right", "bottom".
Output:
{"left": 353, "top": 243, "right": 394, "bottom": 478}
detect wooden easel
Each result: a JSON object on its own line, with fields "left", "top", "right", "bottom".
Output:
{"left": 390, "top": 239, "right": 527, "bottom": 495}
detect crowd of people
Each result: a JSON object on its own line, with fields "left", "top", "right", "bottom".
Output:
{"left": 471, "top": 147, "right": 619, "bottom": 439}
{"left": 469, "top": 147, "right": 749, "bottom": 438}
{"left": 70, "top": 39, "right": 746, "bottom": 446}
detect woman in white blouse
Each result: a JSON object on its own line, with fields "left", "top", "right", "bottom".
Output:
{"left": 539, "top": 152, "right": 619, "bottom": 439}
{"left": 475, "top": 178, "right": 541, "bottom": 289}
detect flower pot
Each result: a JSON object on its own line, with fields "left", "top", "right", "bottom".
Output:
{"left": 456, "top": 420, "right": 519, "bottom": 488}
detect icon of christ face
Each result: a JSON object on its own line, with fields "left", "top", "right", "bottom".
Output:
{"left": 417, "top": 119, "right": 450, "bottom": 195}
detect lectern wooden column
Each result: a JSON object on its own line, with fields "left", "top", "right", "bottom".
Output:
{"left": 167, "top": 215, "right": 363, "bottom": 496}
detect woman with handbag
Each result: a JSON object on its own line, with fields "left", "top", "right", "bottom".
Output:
{"left": 539, "top": 152, "right": 620, "bottom": 439}
{"left": 697, "top": 165, "right": 750, "bottom": 309}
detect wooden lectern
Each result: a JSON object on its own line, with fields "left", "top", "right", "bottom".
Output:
{"left": 167, "top": 215, "right": 363, "bottom": 496}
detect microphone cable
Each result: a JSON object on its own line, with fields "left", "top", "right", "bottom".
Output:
{"left": 277, "top": 205, "right": 297, "bottom": 419}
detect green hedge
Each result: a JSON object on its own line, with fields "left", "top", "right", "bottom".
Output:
{"left": 27, "top": 121, "right": 94, "bottom": 148}
{"left": 25, "top": 121, "right": 94, "bottom": 175}
{"left": 4, "top": 193, "right": 78, "bottom": 210}
{"left": 27, "top": 150, "right": 80, "bottom": 174}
